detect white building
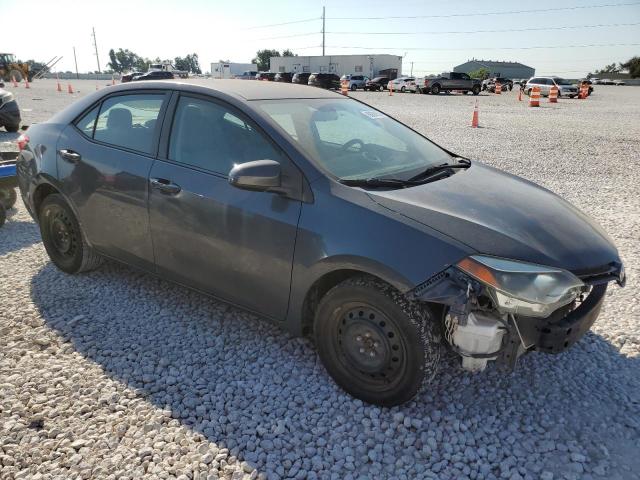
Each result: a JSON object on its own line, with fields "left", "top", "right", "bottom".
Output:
{"left": 210, "top": 62, "right": 258, "bottom": 79}
{"left": 269, "top": 54, "right": 402, "bottom": 78}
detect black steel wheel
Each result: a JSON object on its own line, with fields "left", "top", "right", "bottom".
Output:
{"left": 0, "top": 187, "right": 17, "bottom": 209}
{"left": 39, "top": 194, "right": 103, "bottom": 274}
{"left": 314, "top": 275, "right": 441, "bottom": 406}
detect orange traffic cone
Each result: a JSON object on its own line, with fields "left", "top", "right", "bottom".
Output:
{"left": 68, "top": 83, "right": 74, "bottom": 94}
{"left": 518, "top": 89, "right": 522, "bottom": 101}
{"left": 11, "top": 75, "right": 18, "bottom": 87}
{"left": 56, "top": 74, "right": 62, "bottom": 92}
{"left": 24, "top": 78, "right": 30, "bottom": 89}
{"left": 389, "top": 81, "right": 393, "bottom": 96}
{"left": 471, "top": 100, "right": 479, "bottom": 128}
{"left": 111, "top": 74, "right": 116, "bottom": 86}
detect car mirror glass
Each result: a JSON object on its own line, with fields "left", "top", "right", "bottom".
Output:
{"left": 228, "top": 160, "right": 282, "bottom": 192}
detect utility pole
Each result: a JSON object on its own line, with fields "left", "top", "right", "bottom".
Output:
{"left": 410, "top": 62, "right": 414, "bottom": 76}
{"left": 73, "top": 47, "right": 79, "bottom": 79}
{"left": 322, "top": 6, "right": 325, "bottom": 57}
{"left": 92, "top": 27, "right": 101, "bottom": 73}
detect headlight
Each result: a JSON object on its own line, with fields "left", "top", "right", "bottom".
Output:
{"left": 457, "top": 255, "right": 584, "bottom": 318}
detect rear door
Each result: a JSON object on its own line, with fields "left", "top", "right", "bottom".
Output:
{"left": 147, "top": 93, "right": 302, "bottom": 320}
{"left": 56, "top": 91, "right": 169, "bottom": 270}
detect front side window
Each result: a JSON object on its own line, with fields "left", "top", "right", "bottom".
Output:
{"left": 169, "top": 96, "right": 285, "bottom": 175}
{"left": 257, "top": 99, "right": 451, "bottom": 181}
{"left": 91, "top": 94, "right": 165, "bottom": 154}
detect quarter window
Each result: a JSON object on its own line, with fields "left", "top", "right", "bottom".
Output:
{"left": 75, "top": 106, "right": 99, "bottom": 138}
{"left": 93, "top": 94, "right": 164, "bottom": 154}
{"left": 168, "top": 96, "right": 286, "bottom": 175}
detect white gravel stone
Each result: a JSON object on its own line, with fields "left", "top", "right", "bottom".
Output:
{"left": 0, "top": 80, "right": 639, "bottom": 479}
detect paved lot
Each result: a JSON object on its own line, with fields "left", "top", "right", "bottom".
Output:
{"left": 1, "top": 80, "right": 639, "bottom": 480}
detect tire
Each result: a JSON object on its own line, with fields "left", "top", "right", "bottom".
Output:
{"left": 4, "top": 124, "right": 19, "bottom": 133}
{"left": 350, "top": 84, "right": 357, "bottom": 91}
{"left": 314, "top": 275, "right": 441, "bottom": 406}
{"left": 39, "top": 194, "right": 103, "bottom": 274}
{"left": 400, "top": 86, "right": 406, "bottom": 93}
{"left": 0, "top": 187, "right": 17, "bottom": 209}
{"left": 526, "top": 89, "right": 532, "bottom": 96}
{"left": 9, "top": 69, "right": 23, "bottom": 83}
{"left": 472, "top": 85, "right": 481, "bottom": 95}
{"left": 430, "top": 84, "right": 441, "bottom": 95}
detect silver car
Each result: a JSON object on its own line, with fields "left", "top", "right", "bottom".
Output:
{"left": 525, "top": 77, "right": 579, "bottom": 98}
{"left": 340, "top": 74, "right": 369, "bottom": 91}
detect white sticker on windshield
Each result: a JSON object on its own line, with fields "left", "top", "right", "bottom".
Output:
{"left": 361, "top": 110, "right": 386, "bottom": 119}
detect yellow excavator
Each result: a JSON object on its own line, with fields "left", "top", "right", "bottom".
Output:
{"left": 0, "top": 53, "right": 29, "bottom": 83}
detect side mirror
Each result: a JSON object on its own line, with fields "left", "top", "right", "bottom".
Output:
{"left": 228, "top": 160, "right": 282, "bottom": 192}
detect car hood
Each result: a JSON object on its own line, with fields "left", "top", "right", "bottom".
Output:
{"left": 367, "top": 162, "right": 619, "bottom": 273}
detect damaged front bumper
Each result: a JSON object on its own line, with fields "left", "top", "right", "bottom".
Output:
{"left": 409, "top": 260, "right": 623, "bottom": 372}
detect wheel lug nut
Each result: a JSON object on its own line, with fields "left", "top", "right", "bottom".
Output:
{"left": 369, "top": 352, "right": 375, "bottom": 357}
{"left": 356, "top": 336, "right": 362, "bottom": 342}
{"left": 373, "top": 342, "right": 379, "bottom": 347}
{"left": 365, "top": 332, "right": 371, "bottom": 338}
{"left": 359, "top": 348, "right": 365, "bottom": 354}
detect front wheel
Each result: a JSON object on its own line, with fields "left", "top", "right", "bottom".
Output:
{"left": 400, "top": 86, "right": 406, "bottom": 92}
{"left": 472, "top": 85, "right": 481, "bottom": 95}
{"left": 4, "top": 124, "right": 19, "bottom": 133}
{"left": 430, "top": 84, "right": 441, "bottom": 95}
{"left": 314, "top": 276, "right": 441, "bottom": 406}
{"left": 39, "top": 194, "right": 103, "bottom": 274}
{"left": 0, "top": 187, "right": 17, "bottom": 209}
{"left": 350, "top": 84, "right": 357, "bottom": 91}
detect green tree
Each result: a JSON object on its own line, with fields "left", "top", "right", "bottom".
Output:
{"left": 282, "top": 49, "right": 297, "bottom": 57}
{"left": 251, "top": 49, "right": 281, "bottom": 71}
{"left": 468, "top": 67, "right": 490, "bottom": 80}
{"left": 620, "top": 56, "right": 640, "bottom": 78}
{"left": 596, "top": 63, "right": 621, "bottom": 74}
{"left": 174, "top": 53, "right": 201, "bottom": 74}
{"left": 107, "top": 49, "right": 143, "bottom": 73}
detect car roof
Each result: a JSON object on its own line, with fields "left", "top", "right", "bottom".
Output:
{"left": 108, "top": 79, "right": 344, "bottom": 101}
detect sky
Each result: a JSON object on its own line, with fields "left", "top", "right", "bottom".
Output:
{"left": 1, "top": 0, "right": 639, "bottom": 77}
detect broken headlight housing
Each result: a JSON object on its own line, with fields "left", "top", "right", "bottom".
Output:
{"left": 457, "top": 255, "right": 584, "bottom": 318}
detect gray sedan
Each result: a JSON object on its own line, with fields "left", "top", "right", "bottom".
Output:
{"left": 17, "top": 81, "right": 624, "bottom": 406}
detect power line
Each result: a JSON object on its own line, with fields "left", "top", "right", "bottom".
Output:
{"left": 327, "top": 22, "right": 640, "bottom": 35}
{"left": 255, "top": 32, "right": 320, "bottom": 40}
{"left": 327, "top": 2, "right": 640, "bottom": 20}
{"left": 244, "top": 16, "right": 320, "bottom": 30}
{"left": 325, "top": 42, "right": 640, "bottom": 51}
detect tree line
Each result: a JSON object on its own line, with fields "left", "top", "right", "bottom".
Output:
{"left": 590, "top": 56, "right": 640, "bottom": 78}
{"left": 106, "top": 49, "right": 201, "bottom": 74}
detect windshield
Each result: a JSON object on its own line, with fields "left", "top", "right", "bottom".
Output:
{"left": 256, "top": 98, "right": 452, "bottom": 181}
{"left": 553, "top": 78, "right": 573, "bottom": 85}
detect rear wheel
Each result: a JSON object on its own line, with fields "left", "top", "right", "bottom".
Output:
{"left": 350, "top": 84, "right": 357, "bottom": 91}
{"left": 430, "top": 84, "right": 441, "bottom": 95}
{"left": 472, "top": 85, "right": 481, "bottom": 95}
{"left": 400, "top": 86, "right": 406, "bottom": 92}
{"left": 4, "top": 124, "right": 19, "bottom": 133}
{"left": 39, "top": 194, "right": 103, "bottom": 274}
{"left": 314, "top": 276, "right": 441, "bottom": 406}
{"left": 0, "top": 187, "right": 17, "bottom": 209}
{"left": 9, "top": 69, "right": 23, "bottom": 82}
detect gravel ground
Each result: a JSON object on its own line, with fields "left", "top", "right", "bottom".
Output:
{"left": 1, "top": 80, "right": 639, "bottom": 480}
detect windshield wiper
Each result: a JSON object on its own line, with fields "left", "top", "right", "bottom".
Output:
{"left": 408, "top": 160, "right": 471, "bottom": 182}
{"left": 339, "top": 177, "right": 420, "bottom": 188}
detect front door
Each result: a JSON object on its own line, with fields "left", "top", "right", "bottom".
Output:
{"left": 148, "top": 94, "right": 301, "bottom": 320}
{"left": 56, "top": 91, "right": 168, "bottom": 270}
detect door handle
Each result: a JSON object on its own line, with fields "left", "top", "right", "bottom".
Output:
{"left": 58, "top": 149, "right": 81, "bottom": 163}
{"left": 150, "top": 177, "right": 181, "bottom": 195}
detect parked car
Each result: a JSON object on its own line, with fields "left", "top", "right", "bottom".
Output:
{"left": 132, "top": 71, "right": 174, "bottom": 81}
{"left": 236, "top": 71, "right": 258, "bottom": 80}
{"left": 274, "top": 72, "right": 293, "bottom": 83}
{"left": 388, "top": 77, "right": 416, "bottom": 92}
{"left": 580, "top": 79, "right": 594, "bottom": 95}
{"left": 599, "top": 79, "right": 614, "bottom": 85}
{"left": 525, "top": 77, "right": 579, "bottom": 98}
{"left": 121, "top": 72, "right": 145, "bottom": 83}
{"left": 0, "top": 87, "right": 20, "bottom": 132}
{"left": 364, "top": 76, "right": 389, "bottom": 91}
{"left": 482, "top": 77, "right": 513, "bottom": 92}
{"left": 308, "top": 73, "right": 340, "bottom": 90}
{"left": 0, "top": 155, "right": 18, "bottom": 227}
{"left": 340, "top": 74, "right": 369, "bottom": 91}
{"left": 292, "top": 72, "right": 311, "bottom": 85}
{"left": 613, "top": 79, "right": 626, "bottom": 86}
{"left": 256, "top": 72, "right": 276, "bottom": 81}
{"left": 421, "top": 72, "right": 481, "bottom": 95}
{"left": 17, "top": 80, "right": 625, "bottom": 406}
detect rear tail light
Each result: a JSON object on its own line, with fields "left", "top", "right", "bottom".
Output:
{"left": 17, "top": 134, "right": 29, "bottom": 151}
{"left": 424, "top": 79, "right": 430, "bottom": 87}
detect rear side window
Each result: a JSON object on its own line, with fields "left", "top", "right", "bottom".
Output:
{"left": 168, "top": 96, "right": 286, "bottom": 176}
{"left": 75, "top": 106, "right": 99, "bottom": 137}
{"left": 93, "top": 94, "right": 164, "bottom": 154}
